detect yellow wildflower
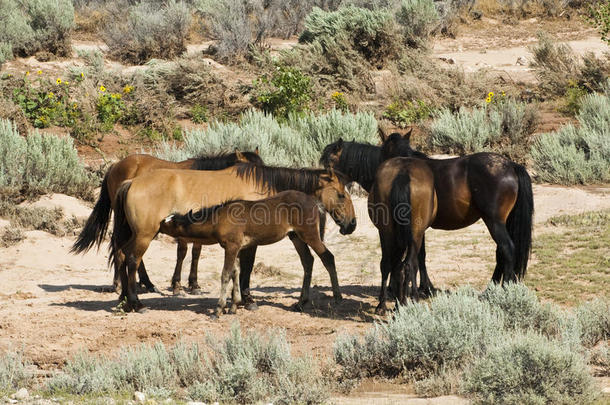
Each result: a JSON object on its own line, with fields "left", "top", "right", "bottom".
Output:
{"left": 488, "top": 91, "right": 494, "bottom": 97}
{"left": 64, "top": 81, "right": 69, "bottom": 85}
{"left": 99, "top": 85, "right": 106, "bottom": 92}
{"left": 485, "top": 96, "right": 491, "bottom": 103}
{"left": 37, "top": 70, "right": 42, "bottom": 75}
{"left": 25, "top": 71, "right": 30, "bottom": 76}
{"left": 80, "top": 72, "right": 85, "bottom": 79}
{"left": 72, "top": 102, "right": 78, "bottom": 109}
{"left": 47, "top": 92, "right": 55, "bottom": 98}
{"left": 123, "top": 85, "right": 134, "bottom": 94}
{"left": 56, "top": 78, "right": 62, "bottom": 84}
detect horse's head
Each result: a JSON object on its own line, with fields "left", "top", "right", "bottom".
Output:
{"left": 235, "top": 149, "right": 264, "bottom": 166}
{"left": 316, "top": 167, "right": 356, "bottom": 235}
{"left": 380, "top": 129, "right": 414, "bottom": 160}
{"left": 319, "top": 138, "right": 344, "bottom": 170}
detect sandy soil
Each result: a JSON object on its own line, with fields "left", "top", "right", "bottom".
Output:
{"left": 1, "top": 185, "right": 609, "bottom": 375}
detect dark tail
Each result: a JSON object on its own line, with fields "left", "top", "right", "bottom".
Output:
{"left": 109, "top": 181, "right": 133, "bottom": 270}
{"left": 71, "top": 168, "right": 113, "bottom": 254}
{"left": 506, "top": 163, "right": 534, "bottom": 280}
{"left": 389, "top": 172, "right": 413, "bottom": 264}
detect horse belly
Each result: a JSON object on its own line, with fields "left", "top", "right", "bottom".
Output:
{"left": 431, "top": 187, "right": 480, "bottom": 230}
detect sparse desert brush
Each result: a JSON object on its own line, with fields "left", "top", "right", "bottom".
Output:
{"left": 102, "top": 0, "right": 191, "bottom": 64}
{"left": 0, "top": 0, "right": 74, "bottom": 66}
{"left": 530, "top": 33, "right": 610, "bottom": 98}
{"left": 429, "top": 98, "right": 538, "bottom": 159}
{"left": 0, "top": 351, "right": 32, "bottom": 392}
{"left": 531, "top": 91, "right": 610, "bottom": 184}
{"left": 154, "top": 109, "right": 378, "bottom": 166}
{"left": 463, "top": 333, "right": 598, "bottom": 405}
{"left": 0, "top": 119, "right": 96, "bottom": 198}
{"left": 396, "top": 0, "right": 440, "bottom": 48}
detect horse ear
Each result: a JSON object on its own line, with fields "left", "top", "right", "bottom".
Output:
{"left": 336, "top": 138, "right": 343, "bottom": 148}
{"left": 255, "top": 146, "right": 259, "bottom": 155}
{"left": 234, "top": 149, "right": 247, "bottom": 162}
{"left": 403, "top": 128, "right": 413, "bottom": 142}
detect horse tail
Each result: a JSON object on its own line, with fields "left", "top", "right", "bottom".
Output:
{"left": 108, "top": 181, "right": 133, "bottom": 270}
{"left": 390, "top": 171, "right": 413, "bottom": 264}
{"left": 507, "top": 163, "right": 534, "bottom": 280}
{"left": 71, "top": 167, "right": 113, "bottom": 254}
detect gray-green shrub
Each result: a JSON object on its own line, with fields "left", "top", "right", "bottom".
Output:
{"left": 463, "top": 333, "right": 598, "bottom": 405}
{"left": 154, "top": 109, "right": 378, "bottom": 166}
{"left": 396, "top": 0, "right": 439, "bottom": 48}
{"left": 531, "top": 91, "right": 610, "bottom": 184}
{"left": 575, "top": 298, "right": 610, "bottom": 346}
{"left": 0, "top": 351, "right": 32, "bottom": 392}
{"left": 0, "top": 0, "right": 74, "bottom": 63}
{"left": 0, "top": 119, "right": 95, "bottom": 198}
{"left": 430, "top": 99, "right": 538, "bottom": 156}
{"left": 103, "top": 0, "right": 191, "bottom": 64}
{"left": 334, "top": 288, "right": 504, "bottom": 379}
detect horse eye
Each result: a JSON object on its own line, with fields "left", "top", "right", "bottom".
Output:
{"left": 338, "top": 193, "right": 345, "bottom": 199}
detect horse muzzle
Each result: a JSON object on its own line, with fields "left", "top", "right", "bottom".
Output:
{"left": 339, "top": 218, "right": 357, "bottom": 235}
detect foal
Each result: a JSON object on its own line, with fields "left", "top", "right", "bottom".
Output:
{"left": 159, "top": 191, "right": 338, "bottom": 316}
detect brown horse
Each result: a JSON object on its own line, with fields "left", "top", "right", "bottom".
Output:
{"left": 368, "top": 157, "right": 437, "bottom": 314}
{"left": 321, "top": 131, "right": 533, "bottom": 293}
{"left": 158, "top": 190, "right": 342, "bottom": 316}
{"left": 71, "top": 151, "right": 263, "bottom": 293}
{"left": 111, "top": 163, "right": 355, "bottom": 312}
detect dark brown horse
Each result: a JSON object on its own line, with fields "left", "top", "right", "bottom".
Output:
{"left": 321, "top": 131, "right": 533, "bottom": 292}
{"left": 368, "top": 157, "right": 437, "bottom": 314}
{"left": 71, "top": 152, "right": 263, "bottom": 293}
{"left": 110, "top": 163, "right": 355, "bottom": 312}
{"left": 158, "top": 190, "right": 343, "bottom": 316}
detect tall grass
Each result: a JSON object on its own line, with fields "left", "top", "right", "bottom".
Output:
{"left": 0, "top": 352, "right": 32, "bottom": 393}
{"left": 531, "top": 91, "right": 610, "bottom": 184}
{"left": 0, "top": 119, "right": 95, "bottom": 198}
{"left": 154, "top": 109, "right": 378, "bottom": 167}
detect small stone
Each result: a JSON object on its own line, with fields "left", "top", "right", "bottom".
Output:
{"left": 13, "top": 389, "right": 29, "bottom": 400}
{"left": 134, "top": 391, "right": 146, "bottom": 402}
{"left": 8, "top": 399, "right": 17, "bottom": 404}
{"left": 516, "top": 56, "right": 528, "bottom": 66}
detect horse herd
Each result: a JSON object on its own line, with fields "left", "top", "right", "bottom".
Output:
{"left": 72, "top": 129, "right": 534, "bottom": 317}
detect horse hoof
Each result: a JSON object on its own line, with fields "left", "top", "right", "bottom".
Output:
{"left": 245, "top": 302, "right": 259, "bottom": 311}
{"left": 333, "top": 296, "right": 343, "bottom": 306}
{"left": 137, "top": 307, "right": 149, "bottom": 314}
{"left": 292, "top": 302, "right": 306, "bottom": 312}
{"left": 374, "top": 306, "right": 386, "bottom": 316}
{"left": 189, "top": 288, "right": 204, "bottom": 296}
{"left": 229, "top": 306, "right": 238, "bottom": 314}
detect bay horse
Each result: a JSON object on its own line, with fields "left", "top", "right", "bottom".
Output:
{"left": 321, "top": 130, "right": 533, "bottom": 292}
{"left": 158, "top": 190, "right": 341, "bottom": 316}
{"left": 71, "top": 151, "right": 263, "bottom": 294}
{"left": 368, "top": 157, "right": 437, "bottom": 314}
{"left": 110, "top": 163, "right": 355, "bottom": 312}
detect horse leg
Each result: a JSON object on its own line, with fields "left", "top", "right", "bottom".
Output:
{"left": 417, "top": 237, "right": 437, "bottom": 297}
{"left": 309, "top": 240, "right": 342, "bottom": 306}
{"left": 288, "top": 233, "right": 315, "bottom": 311}
{"left": 238, "top": 246, "right": 258, "bottom": 311}
{"left": 376, "top": 232, "right": 396, "bottom": 315}
{"left": 216, "top": 244, "right": 239, "bottom": 317}
{"left": 188, "top": 243, "right": 203, "bottom": 294}
{"left": 137, "top": 261, "right": 158, "bottom": 293}
{"left": 483, "top": 218, "right": 516, "bottom": 284}
{"left": 407, "top": 244, "right": 420, "bottom": 302}
{"left": 171, "top": 241, "right": 188, "bottom": 295}
{"left": 229, "top": 257, "right": 242, "bottom": 314}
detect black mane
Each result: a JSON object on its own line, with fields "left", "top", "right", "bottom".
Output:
{"left": 320, "top": 141, "right": 382, "bottom": 192}
{"left": 235, "top": 163, "right": 329, "bottom": 194}
{"left": 190, "top": 151, "right": 264, "bottom": 171}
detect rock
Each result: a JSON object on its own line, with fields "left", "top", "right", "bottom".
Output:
{"left": 8, "top": 399, "right": 17, "bottom": 404}
{"left": 13, "top": 388, "right": 29, "bottom": 400}
{"left": 134, "top": 391, "right": 146, "bottom": 402}
{"left": 516, "top": 56, "right": 528, "bottom": 66}
{"left": 438, "top": 57, "right": 455, "bottom": 65}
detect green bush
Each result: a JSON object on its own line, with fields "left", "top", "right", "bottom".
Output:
{"left": 0, "top": 351, "right": 32, "bottom": 392}
{"left": 396, "top": 0, "right": 439, "bottom": 48}
{"left": 463, "top": 333, "right": 598, "bottom": 405}
{"left": 383, "top": 99, "right": 432, "bottom": 128}
{"left": 430, "top": 99, "right": 538, "bottom": 157}
{"left": 575, "top": 298, "right": 610, "bottom": 347}
{"left": 334, "top": 288, "right": 504, "bottom": 379}
{"left": 299, "top": 6, "right": 401, "bottom": 66}
{"left": 531, "top": 91, "right": 610, "bottom": 184}
{"left": 154, "top": 109, "right": 378, "bottom": 166}
{"left": 587, "top": 2, "right": 610, "bottom": 44}
{"left": 103, "top": 0, "right": 191, "bottom": 64}
{"left": 189, "top": 324, "right": 328, "bottom": 404}
{"left": 0, "top": 0, "right": 74, "bottom": 63}
{"left": 0, "top": 119, "right": 95, "bottom": 198}
{"left": 253, "top": 65, "right": 312, "bottom": 119}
